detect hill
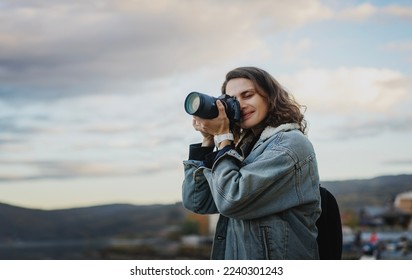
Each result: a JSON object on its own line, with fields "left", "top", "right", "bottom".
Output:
{"left": 0, "top": 174, "right": 411, "bottom": 242}
{"left": 0, "top": 202, "right": 187, "bottom": 242}
{"left": 322, "top": 174, "right": 412, "bottom": 211}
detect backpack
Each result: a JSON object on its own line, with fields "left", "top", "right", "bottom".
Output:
{"left": 316, "top": 186, "right": 343, "bottom": 259}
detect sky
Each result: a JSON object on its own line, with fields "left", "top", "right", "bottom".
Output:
{"left": 0, "top": 0, "right": 411, "bottom": 210}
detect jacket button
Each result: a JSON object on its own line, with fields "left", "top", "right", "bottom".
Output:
{"left": 217, "top": 235, "right": 225, "bottom": 240}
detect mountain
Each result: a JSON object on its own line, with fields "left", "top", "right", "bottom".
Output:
{"left": 321, "top": 174, "right": 412, "bottom": 211}
{"left": 0, "top": 202, "right": 187, "bottom": 242}
{"left": 1, "top": 174, "right": 411, "bottom": 242}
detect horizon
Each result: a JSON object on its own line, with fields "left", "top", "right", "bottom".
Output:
{"left": 1, "top": 0, "right": 412, "bottom": 210}
{"left": 2, "top": 172, "right": 411, "bottom": 211}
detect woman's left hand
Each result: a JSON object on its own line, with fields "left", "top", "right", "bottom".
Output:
{"left": 193, "top": 100, "right": 230, "bottom": 136}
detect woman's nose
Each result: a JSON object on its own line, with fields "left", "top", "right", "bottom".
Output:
{"left": 239, "top": 100, "right": 246, "bottom": 109}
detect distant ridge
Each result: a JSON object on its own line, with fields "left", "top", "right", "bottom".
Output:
{"left": 1, "top": 174, "right": 411, "bottom": 242}
{"left": 0, "top": 202, "right": 187, "bottom": 242}
{"left": 321, "top": 173, "right": 412, "bottom": 210}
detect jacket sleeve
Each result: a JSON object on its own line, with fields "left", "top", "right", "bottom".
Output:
{"left": 181, "top": 144, "right": 219, "bottom": 214}
{"left": 203, "top": 145, "right": 318, "bottom": 220}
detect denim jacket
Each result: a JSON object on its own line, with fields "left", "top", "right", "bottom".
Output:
{"left": 182, "top": 123, "right": 321, "bottom": 259}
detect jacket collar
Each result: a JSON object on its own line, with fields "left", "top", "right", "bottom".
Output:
{"left": 260, "top": 123, "right": 300, "bottom": 141}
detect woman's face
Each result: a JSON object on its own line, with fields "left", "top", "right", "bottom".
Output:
{"left": 225, "top": 78, "right": 269, "bottom": 130}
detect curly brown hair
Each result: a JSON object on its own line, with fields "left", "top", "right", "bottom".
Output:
{"left": 221, "top": 66, "right": 307, "bottom": 134}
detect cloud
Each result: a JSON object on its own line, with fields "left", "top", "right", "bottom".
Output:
{"left": 383, "top": 159, "right": 412, "bottom": 166}
{"left": 2, "top": 0, "right": 411, "bottom": 103}
{"left": 383, "top": 5, "right": 412, "bottom": 19}
{"left": 0, "top": 0, "right": 264, "bottom": 100}
{"left": 337, "top": 3, "right": 377, "bottom": 21}
{"left": 386, "top": 41, "right": 412, "bottom": 52}
{"left": 280, "top": 67, "right": 412, "bottom": 114}
{"left": 329, "top": 114, "right": 412, "bottom": 140}
{"left": 335, "top": 3, "right": 412, "bottom": 21}
{"left": 281, "top": 38, "right": 314, "bottom": 65}
{"left": 3, "top": 0, "right": 390, "bottom": 101}
{"left": 385, "top": 40, "right": 412, "bottom": 62}
{"left": 1, "top": 0, "right": 412, "bottom": 181}
{"left": 0, "top": 157, "right": 176, "bottom": 182}
{"left": 278, "top": 66, "right": 412, "bottom": 140}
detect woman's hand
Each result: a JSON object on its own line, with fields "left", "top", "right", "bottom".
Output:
{"left": 192, "top": 100, "right": 230, "bottom": 147}
{"left": 192, "top": 118, "right": 214, "bottom": 147}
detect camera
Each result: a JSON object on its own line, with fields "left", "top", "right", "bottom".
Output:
{"left": 184, "top": 92, "right": 241, "bottom": 123}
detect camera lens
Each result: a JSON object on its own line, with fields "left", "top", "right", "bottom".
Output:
{"left": 184, "top": 92, "right": 200, "bottom": 114}
{"left": 184, "top": 92, "right": 218, "bottom": 119}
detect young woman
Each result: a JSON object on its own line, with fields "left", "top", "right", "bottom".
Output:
{"left": 182, "top": 66, "right": 321, "bottom": 259}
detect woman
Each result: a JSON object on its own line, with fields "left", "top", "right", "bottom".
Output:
{"left": 182, "top": 66, "right": 321, "bottom": 259}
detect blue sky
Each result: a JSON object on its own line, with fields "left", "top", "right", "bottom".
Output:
{"left": 0, "top": 0, "right": 411, "bottom": 209}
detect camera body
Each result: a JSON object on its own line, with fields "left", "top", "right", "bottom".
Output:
{"left": 184, "top": 92, "right": 241, "bottom": 123}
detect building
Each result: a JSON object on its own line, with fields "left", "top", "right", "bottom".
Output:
{"left": 186, "top": 212, "right": 210, "bottom": 236}
{"left": 395, "top": 191, "right": 412, "bottom": 214}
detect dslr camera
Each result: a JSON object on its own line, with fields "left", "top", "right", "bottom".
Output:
{"left": 184, "top": 92, "right": 241, "bottom": 123}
